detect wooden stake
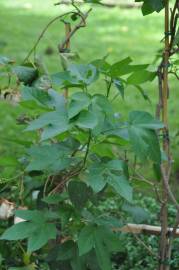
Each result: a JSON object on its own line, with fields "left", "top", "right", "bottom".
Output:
{"left": 117, "top": 224, "right": 179, "bottom": 237}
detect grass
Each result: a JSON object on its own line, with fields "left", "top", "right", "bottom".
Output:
{"left": 0, "top": 0, "right": 179, "bottom": 177}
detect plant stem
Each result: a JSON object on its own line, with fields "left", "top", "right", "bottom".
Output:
{"left": 106, "top": 78, "right": 112, "bottom": 98}
{"left": 60, "top": 22, "right": 71, "bottom": 99}
{"left": 58, "top": 8, "right": 92, "bottom": 52}
{"left": 23, "top": 10, "right": 85, "bottom": 63}
{"left": 159, "top": 1, "right": 171, "bottom": 269}
{"left": 83, "top": 131, "right": 91, "bottom": 167}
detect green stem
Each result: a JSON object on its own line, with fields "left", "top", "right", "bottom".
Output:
{"left": 83, "top": 131, "right": 91, "bottom": 167}
{"left": 106, "top": 78, "right": 112, "bottom": 98}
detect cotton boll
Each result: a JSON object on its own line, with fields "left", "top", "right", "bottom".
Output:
{"left": 0, "top": 199, "right": 15, "bottom": 220}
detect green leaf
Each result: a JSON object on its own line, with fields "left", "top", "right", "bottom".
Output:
{"left": 57, "top": 241, "right": 76, "bottom": 261}
{"left": 86, "top": 163, "right": 107, "bottom": 193}
{"left": 78, "top": 225, "right": 95, "bottom": 256}
{"left": 85, "top": 251, "right": 101, "bottom": 270}
{"left": 141, "top": 1, "right": 155, "bottom": 15}
{"left": 27, "top": 223, "right": 57, "bottom": 252}
{"left": 68, "top": 63, "right": 98, "bottom": 86}
{"left": 86, "top": 173, "right": 106, "bottom": 193}
{"left": 71, "top": 256, "right": 86, "bottom": 270}
{"left": 15, "top": 210, "right": 45, "bottom": 222}
{"left": 94, "top": 229, "right": 112, "bottom": 270}
{"left": 52, "top": 64, "right": 98, "bottom": 88}
{"left": 174, "top": 27, "right": 179, "bottom": 46}
{"left": 129, "top": 111, "right": 164, "bottom": 130}
{"left": 12, "top": 65, "right": 38, "bottom": 85}
{"left": 96, "top": 226, "right": 121, "bottom": 252}
{"left": 96, "top": 216, "right": 122, "bottom": 229}
{"left": 153, "top": 162, "right": 162, "bottom": 180}
{"left": 91, "top": 111, "right": 109, "bottom": 137}
{"left": 91, "top": 143, "right": 115, "bottom": 159}
{"left": 42, "top": 193, "right": 68, "bottom": 204}
{"left": 128, "top": 111, "right": 163, "bottom": 162}
{"left": 127, "top": 70, "right": 156, "bottom": 85}
{"left": 122, "top": 204, "right": 149, "bottom": 223}
{"left": 15, "top": 209, "right": 59, "bottom": 222}
{"left": 51, "top": 71, "right": 79, "bottom": 87}
{"left": 48, "top": 89, "right": 67, "bottom": 110}
{"left": 108, "top": 174, "right": 133, "bottom": 202}
{"left": 0, "top": 156, "right": 18, "bottom": 167}
{"left": 136, "top": 0, "right": 165, "bottom": 16}
{"left": 0, "top": 55, "right": 14, "bottom": 66}
{"left": 110, "top": 57, "right": 148, "bottom": 78}
{"left": 106, "top": 160, "right": 124, "bottom": 171}
{"left": 1, "top": 212, "right": 57, "bottom": 252}
{"left": 84, "top": 0, "right": 101, "bottom": 3}
{"left": 76, "top": 111, "right": 98, "bottom": 129}
{"left": 8, "top": 266, "right": 35, "bottom": 270}
{"left": 113, "top": 79, "right": 124, "bottom": 98}
{"left": 68, "top": 92, "right": 91, "bottom": 119}
{"left": 21, "top": 86, "right": 51, "bottom": 107}
{"left": 26, "top": 144, "right": 72, "bottom": 172}
{"left": 149, "top": 0, "right": 164, "bottom": 12}
{"left": 0, "top": 222, "right": 37, "bottom": 240}
{"left": 134, "top": 85, "right": 151, "bottom": 103}
{"left": 68, "top": 181, "right": 93, "bottom": 209}
{"left": 26, "top": 110, "right": 69, "bottom": 141}
{"left": 0, "top": 253, "right": 3, "bottom": 265}
{"left": 91, "top": 59, "right": 111, "bottom": 74}
{"left": 92, "top": 94, "right": 114, "bottom": 115}
{"left": 21, "top": 87, "right": 65, "bottom": 112}
{"left": 110, "top": 57, "right": 132, "bottom": 77}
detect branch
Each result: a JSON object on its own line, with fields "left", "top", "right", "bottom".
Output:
{"left": 58, "top": 8, "right": 92, "bottom": 52}
{"left": 83, "top": 130, "right": 91, "bottom": 167}
{"left": 169, "top": 71, "right": 179, "bottom": 80}
{"left": 169, "top": 0, "right": 179, "bottom": 50}
{"left": 23, "top": 11, "right": 80, "bottom": 63}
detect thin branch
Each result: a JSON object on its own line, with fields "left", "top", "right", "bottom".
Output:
{"left": 23, "top": 11, "right": 80, "bottom": 63}
{"left": 58, "top": 8, "right": 92, "bottom": 52}
{"left": 169, "top": 71, "right": 179, "bottom": 80}
{"left": 161, "top": 165, "right": 179, "bottom": 212}
{"left": 106, "top": 78, "right": 112, "bottom": 98}
{"left": 83, "top": 131, "right": 91, "bottom": 167}
{"left": 115, "top": 224, "right": 159, "bottom": 258}
{"left": 169, "top": 0, "right": 179, "bottom": 50}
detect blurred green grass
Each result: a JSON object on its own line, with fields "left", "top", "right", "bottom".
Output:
{"left": 0, "top": 0, "right": 179, "bottom": 177}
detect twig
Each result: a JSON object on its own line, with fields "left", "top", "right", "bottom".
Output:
{"left": 161, "top": 165, "right": 179, "bottom": 212}
{"left": 43, "top": 175, "right": 52, "bottom": 197}
{"left": 115, "top": 224, "right": 159, "bottom": 258}
{"left": 58, "top": 8, "right": 92, "bottom": 52}
{"left": 133, "top": 172, "right": 162, "bottom": 203}
{"left": 23, "top": 11, "right": 80, "bottom": 63}
{"left": 106, "top": 78, "right": 112, "bottom": 98}
{"left": 156, "top": 62, "right": 163, "bottom": 119}
{"left": 169, "top": 0, "right": 179, "bottom": 50}
{"left": 169, "top": 71, "right": 179, "bottom": 80}
{"left": 49, "top": 164, "right": 83, "bottom": 194}
{"left": 83, "top": 131, "right": 91, "bottom": 167}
